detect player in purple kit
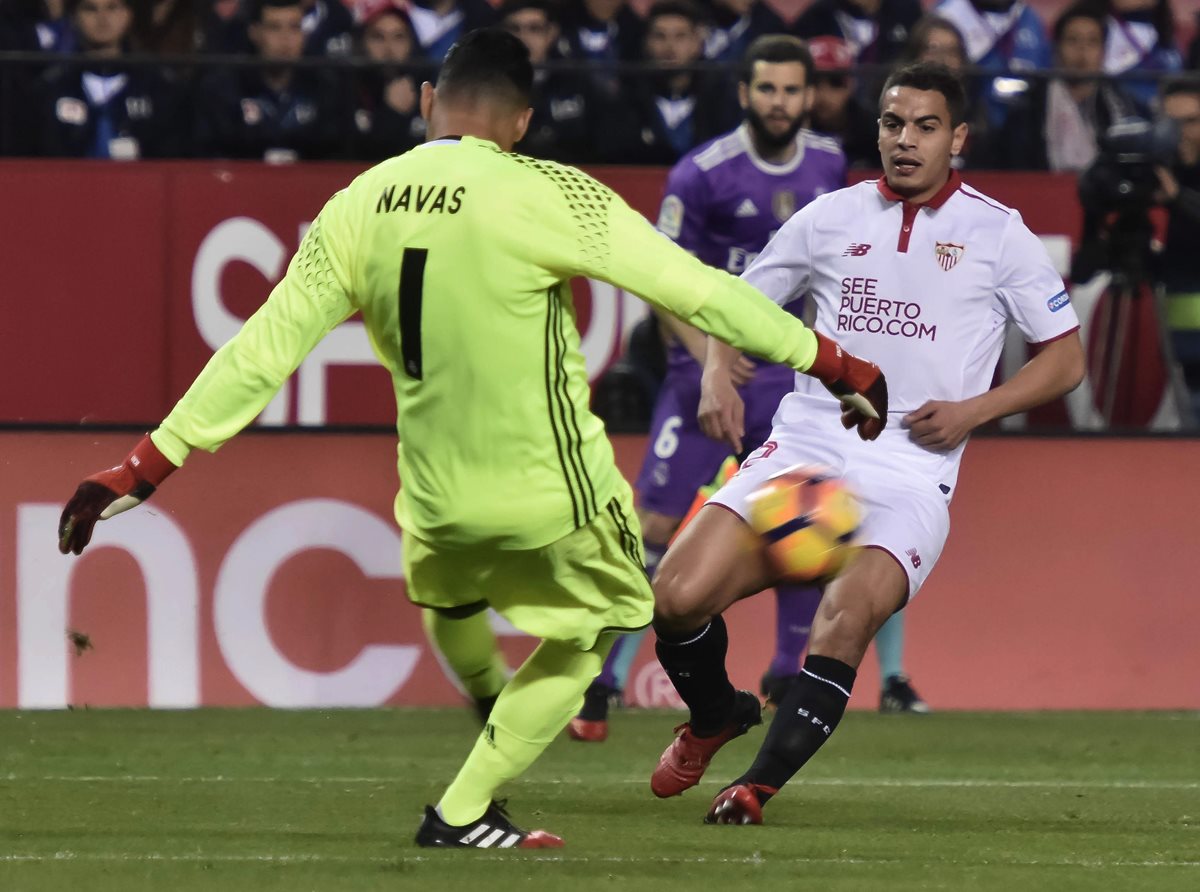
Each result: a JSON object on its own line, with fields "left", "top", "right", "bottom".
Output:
{"left": 568, "top": 35, "right": 844, "bottom": 742}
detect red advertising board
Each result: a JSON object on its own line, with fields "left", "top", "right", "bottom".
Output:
{"left": 1, "top": 161, "right": 1098, "bottom": 427}
{"left": 3, "top": 430, "right": 1197, "bottom": 711}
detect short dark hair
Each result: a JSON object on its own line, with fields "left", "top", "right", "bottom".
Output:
{"left": 69, "top": 0, "right": 130, "bottom": 12}
{"left": 903, "top": 15, "right": 966, "bottom": 66}
{"left": 1161, "top": 77, "right": 1200, "bottom": 103}
{"left": 437, "top": 27, "right": 534, "bottom": 108}
{"left": 1052, "top": 1, "right": 1107, "bottom": 45}
{"left": 740, "top": 34, "right": 813, "bottom": 86}
{"left": 497, "top": 0, "right": 559, "bottom": 25}
{"left": 251, "top": 0, "right": 302, "bottom": 23}
{"left": 881, "top": 61, "right": 967, "bottom": 127}
{"left": 646, "top": 0, "right": 705, "bottom": 30}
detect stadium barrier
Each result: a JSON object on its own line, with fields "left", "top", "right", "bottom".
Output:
{"left": 0, "top": 159, "right": 1174, "bottom": 428}
{"left": 1, "top": 429, "right": 1197, "bottom": 711}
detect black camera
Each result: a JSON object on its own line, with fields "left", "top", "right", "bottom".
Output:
{"left": 1077, "top": 116, "right": 1180, "bottom": 213}
{"left": 1071, "top": 116, "right": 1181, "bottom": 283}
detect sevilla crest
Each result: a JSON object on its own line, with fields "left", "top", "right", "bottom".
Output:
{"left": 935, "top": 241, "right": 964, "bottom": 271}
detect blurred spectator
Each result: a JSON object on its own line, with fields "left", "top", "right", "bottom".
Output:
{"left": 0, "top": 0, "right": 74, "bottom": 51}
{"left": 350, "top": 0, "right": 427, "bottom": 160}
{"left": 902, "top": 13, "right": 968, "bottom": 72}
{"left": 997, "top": 2, "right": 1136, "bottom": 171}
{"left": 405, "top": 0, "right": 496, "bottom": 63}
{"left": 559, "top": 0, "right": 645, "bottom": 98}
{"left": 805, "top": 35, "right": 877, "bottom": 168}
{"left": 1155, "top": 79, "right": 1200, "bottom": 422}
{"left": 1, "top": 0, "right": 74, "bottom": 153}
{"left": 934, "top": 0, "right": 1052, "bottom": 134}
{"left": 901, "top": 14, "right": 996, "bottom": 166}
{"left": 1103, "top": 0, "right": 1182, "bottom": 112}
{"left": 601, "top": 0, "right": 735, "bottom": 164}
{"left": 299, "top": 0, "right": 354, "bottom": 56}
{"left": 195, "top": 0, "right": 345, "bottom": 160}
{"left": 131, "top": 0, "right": 199, "bottom": 53}
{"left": 793, "top": 0, "right": 923, "bottom": 70}
{"left": 34, "top": 0, "right": 185, "bottom": 158}
{"left": 500, "top": 0, "right": 596, "bottom": 161}
{"left": 1189, "top": 11, "right": 1200, "bottom": 68}
{"left": 202, "top": 0, "right": 254, "bottom": 53}
{"left": 700, "top": 0, "right": 786, "bottom": 64}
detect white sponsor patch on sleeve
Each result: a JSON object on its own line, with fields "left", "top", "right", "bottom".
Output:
{"left": 656, "top": 194, "right": 684, "bottom": 240}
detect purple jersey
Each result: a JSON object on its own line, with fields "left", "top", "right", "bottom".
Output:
{"left": 636, "top": 124, "right": 846, "bottom": 516}
{"left": 655, "top": 123, "right": 846, "bottom": 372}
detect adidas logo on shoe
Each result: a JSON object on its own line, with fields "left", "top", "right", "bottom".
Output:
{"left": 415, "top": 800, "right": 564, "bottom": 849}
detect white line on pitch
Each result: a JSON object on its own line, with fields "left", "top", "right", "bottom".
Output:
{"left": 0, "top": 852, "right": 1197, "bottom": 869}
{"left": 4, "top": 774, "right": 1198, "bottom": 791}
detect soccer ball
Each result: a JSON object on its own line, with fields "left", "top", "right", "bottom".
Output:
{"left": 746, "top": 465, "right": 862, "bottom": 582}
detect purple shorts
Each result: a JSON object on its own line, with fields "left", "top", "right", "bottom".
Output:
{"left": 634, "top": 363, "right": 795, "bottom": 517}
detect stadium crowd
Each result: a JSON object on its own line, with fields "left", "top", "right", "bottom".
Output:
{"left": 2, "top": 0, "right": 1198, "bottom": 419}
{"left": 0, "top": 0, "right": 1197, "bottom": 167}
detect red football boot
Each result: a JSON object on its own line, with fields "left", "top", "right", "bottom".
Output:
{"left": 704, "top": 783, "right": 777, "bottom": 825}
{"left": 567, "top": 717, "right": 608, "bottom": 742}
{"left": 650, "top": 690, "right": 762, "bottom": 798}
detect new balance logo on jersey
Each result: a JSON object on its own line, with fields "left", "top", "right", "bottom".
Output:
{"left": 842, "top": 243, "right": 871, "bottom": 256}
{"left": 734, "top": 198, "right": 759, "bottom": 218}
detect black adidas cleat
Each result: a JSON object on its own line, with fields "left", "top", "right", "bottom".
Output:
{"left": 415, "top": 800, "right": 564, "bottom": 849}
{"left": 879, "top": 674, "right": 930, "bottom": 714}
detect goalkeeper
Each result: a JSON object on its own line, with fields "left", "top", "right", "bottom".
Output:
{"left": 57, "top": 28, "right": 887, "bottom": 850}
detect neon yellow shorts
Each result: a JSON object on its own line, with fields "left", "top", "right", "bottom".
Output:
{"left": 404, "top": 486, "right": 652, "bottom": 651}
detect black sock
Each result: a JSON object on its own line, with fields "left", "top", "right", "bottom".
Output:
{"left": 735, "top": 654, "right": 856, "bottom": 797}
{"left": 655, "top": 615, "right": 736, "bottom": 735}
{"left": 577, "top": 682, "right": 610, "bottom": 721}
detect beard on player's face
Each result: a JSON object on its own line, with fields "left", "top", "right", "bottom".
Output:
{"left": 745, "top": 105, "right": 803, "bottom": 151}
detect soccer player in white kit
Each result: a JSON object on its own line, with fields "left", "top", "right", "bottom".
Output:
{"left": 646, "top": 61, "right": 1087, "bottom": 825}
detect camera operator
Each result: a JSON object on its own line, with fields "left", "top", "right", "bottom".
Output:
{"left": 1154, "top": 79, "right": 1200, "bottom": 423}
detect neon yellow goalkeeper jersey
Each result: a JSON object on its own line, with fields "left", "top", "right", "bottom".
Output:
{"left": 152, "top": 136, "right": 819, "bottom": 549}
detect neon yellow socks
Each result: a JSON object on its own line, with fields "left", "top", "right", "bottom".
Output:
{"left": 437, "top": 636, "right": 612, "bottom": 825}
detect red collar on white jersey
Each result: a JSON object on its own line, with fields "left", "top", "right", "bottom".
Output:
{"left": 876, "top": 170, "right": 962, "bottom": 210}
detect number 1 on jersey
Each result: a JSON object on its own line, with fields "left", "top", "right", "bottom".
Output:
{"left": 399, "top": 247, "right": 428, "bottom": 380}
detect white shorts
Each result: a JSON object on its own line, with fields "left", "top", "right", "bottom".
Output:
{"left": 709, "top": 400, "right": 953, "bottom": 600}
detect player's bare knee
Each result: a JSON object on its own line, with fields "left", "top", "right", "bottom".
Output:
{"left": 651, "top": 560, "right": 712, "bottom": 633}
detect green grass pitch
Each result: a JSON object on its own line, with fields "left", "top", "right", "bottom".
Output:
{"left": 1, "top": 708, "right": 1197, "bottom": 891}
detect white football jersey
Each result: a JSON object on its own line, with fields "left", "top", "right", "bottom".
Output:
{"left": 742, "top": 172, "right": 1079, "bottom": 463}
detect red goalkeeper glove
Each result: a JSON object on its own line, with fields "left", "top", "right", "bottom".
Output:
{"left": 806, "top": 332, "right": 889, "bottom": 441}
{"left": 58, "top": 435, "right": 177, "bottom": 556}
